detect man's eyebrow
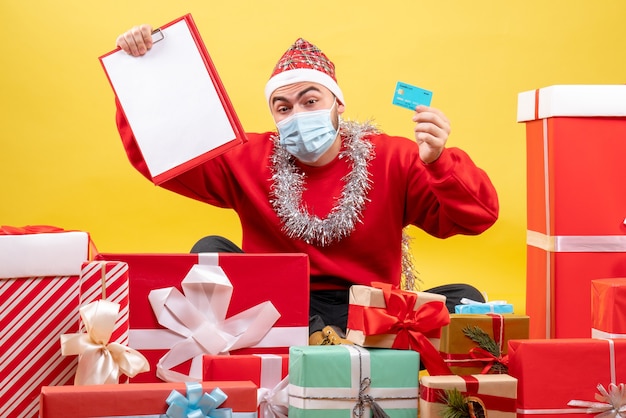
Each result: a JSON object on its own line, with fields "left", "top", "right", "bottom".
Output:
{"left": 271, "top": 86, "right": 322, "bottom": 105}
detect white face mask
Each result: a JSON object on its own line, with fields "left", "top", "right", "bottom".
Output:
{"left": 276, "top": 100, "right": 338, "bottom": 163}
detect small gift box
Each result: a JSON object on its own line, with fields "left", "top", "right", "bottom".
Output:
{"left": 288, "top": 345, "right": 419, "bottom": 417}
{"left": 454, "top": 298, "right": 514, "bottom": 314}
{"left": 509, "top": 338, "right": 626, "bottom": 416}
{"left": 39, "top": 380, "right": 258, "bottom": 417}
{"left": 419, "top": 374, "right": 517, "bottom": 418}
{"left": 592, "top": 278, "right": 626, "bottom": 339}
{"left": 439, "top": 313, "right": 529, "bottom": 375}
{"left": 203, "top": 353, "right": 289, "bottom": 417}
{"left": 346, "top": 282, "right": 451, "bottom": 375}
{"left": 96, "top": 252, "right": 310, "bottom": 383}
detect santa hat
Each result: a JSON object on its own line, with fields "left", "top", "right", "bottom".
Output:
{"left": 264, "top": 38, "right": 345, "bottom": 105}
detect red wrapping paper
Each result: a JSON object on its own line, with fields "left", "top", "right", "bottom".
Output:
{"left": 519, "top": 86, "right": 626, "bottom": 338}
{"left": 592, "top": 278, "right": 626, "bottom": 338}
{"left": 203, "top": 354, "right": 289, "bottom": 387}
{"left": 95, "top": 252, "right": 309, "bottom": 382}
{"left": 39, "top": 381, "right": 257, "bottom": 417}
{"left": 508, "top": 338, "right": 626, "bottom": 417}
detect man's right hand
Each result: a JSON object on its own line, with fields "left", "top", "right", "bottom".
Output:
{"left": 116, "top": 24, "right": 153, "bottom": 56}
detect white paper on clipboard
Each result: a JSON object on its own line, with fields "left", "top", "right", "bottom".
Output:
{"left": 100, "top": 15, "right": 245, "bottom": 184}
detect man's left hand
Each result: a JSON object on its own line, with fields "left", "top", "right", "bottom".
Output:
{"left": 412, "top": 105, "right": 451, "bottom": 164}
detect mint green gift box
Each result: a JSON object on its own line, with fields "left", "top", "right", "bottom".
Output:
{"left": 288, "top": 345, "right": 419, "bottom": 418}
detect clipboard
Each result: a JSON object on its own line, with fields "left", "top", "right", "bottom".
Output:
{"left": 99, "top": 14, "right": 247, "bottom": 185}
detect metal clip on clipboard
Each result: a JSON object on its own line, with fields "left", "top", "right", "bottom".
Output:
{"left": 151, "top": 28, "right": 164, "bottom": 43}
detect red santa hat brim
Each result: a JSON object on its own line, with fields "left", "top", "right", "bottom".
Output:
{"left": 264, "top": 68, "right": 345, "bottom": 105}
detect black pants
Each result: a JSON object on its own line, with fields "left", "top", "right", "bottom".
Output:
{"left": 191, "top": 235, "right": 485, "bottom": 333}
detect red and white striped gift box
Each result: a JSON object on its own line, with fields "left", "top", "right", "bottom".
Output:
{"left": 0, "top": 275, "right": 80, "bottom": 418}
{"left": 78, "top": 261, "right": 130, "bottom": 346}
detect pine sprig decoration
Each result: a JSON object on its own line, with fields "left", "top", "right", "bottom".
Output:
{"left": 440, "top": 388, "right": 470, "bottom": 418}
{"left": 462, "top": 326, "right": 508, "bottom": 374}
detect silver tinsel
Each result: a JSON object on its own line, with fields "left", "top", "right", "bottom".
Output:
{"left": 270, "top": 119, "right": 377, "bottom": 246}
{"left": 269, "top": 119, "right": 420, "bottom": 286}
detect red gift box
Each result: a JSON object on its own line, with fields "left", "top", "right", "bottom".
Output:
{"left": 518, "top": 85, "right": 626, "bottom": 338}
{"left": 204, "top": 354, "right": 289, "bottom": 417}
{"left": 203, "top": 353, "right": 288, "bottom": 388}
{"left": 95, "top": 252, "right": 309, "bottom": 383}
{"left": 39, "top": 380, "right": 257, "bottom": 417}
{"left": 508, "top": 338, "right": 626, "bottom": 417}
{"left": 592, "top": 278, "right": 626, "bottom": 339}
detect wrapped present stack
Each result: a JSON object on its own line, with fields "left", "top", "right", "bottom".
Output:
{"left": 507, "top": 85, "right": 626, "bottom": 416}
{"left": 0, "top": 226, "right": 88, "bottom": 417}
{"left": 517, "top": 84, "right": 626, "bottom": 339}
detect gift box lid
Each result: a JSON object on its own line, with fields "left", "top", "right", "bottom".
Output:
{"left": 517, "top": 84, "right": 626, "bottom": 122}
{"left": 0, "top": 229, "right": 90, "bottom": 278}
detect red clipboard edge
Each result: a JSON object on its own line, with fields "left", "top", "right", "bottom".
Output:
{"left": 98, "top": 13, "right": 248, "bottom": 186}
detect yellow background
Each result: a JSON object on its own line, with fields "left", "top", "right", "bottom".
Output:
{"left": 2, "top": 1, "right": 625, "bottom": 312}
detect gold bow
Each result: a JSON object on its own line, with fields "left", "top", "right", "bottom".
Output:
{"left": 61, "top": 300, "right": 149, "bottom": 385}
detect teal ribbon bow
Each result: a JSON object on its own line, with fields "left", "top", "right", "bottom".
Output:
{"left": 166, "top": 383, "right": 233, "bottom": 418}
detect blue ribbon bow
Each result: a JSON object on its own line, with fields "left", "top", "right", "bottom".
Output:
{"left": 166, "top": 382, "right": 233, "bottom": 418}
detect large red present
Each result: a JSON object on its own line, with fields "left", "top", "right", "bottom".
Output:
{"left": 346, "top": 282, "right": 451, "bottom": 376}
{"left": 517, "top": 85, "right": 626, "bottom": 338}
{"left": 39, "top": 380, "right": 257, "bottom": 417}
{"left": 508, "top": 338, "right": 626, "bottom": 416}
{"left": 592, "top": 278, "right": 626, "bottom": 339}
{"left": 204, "top": 353, "right": 289, "bottom": 417}
{"left": 95, "top": 252, "right": 310, "bottom": 382}
{"left": 0, "top": 226, "right": 92, "bottom": 418}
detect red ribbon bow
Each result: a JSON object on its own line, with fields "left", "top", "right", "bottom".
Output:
{"left": 356, "top": 282, "right": 452, "bottom": 376}
{"left": 468, "top": 347, "right": 509, "bottom": 374}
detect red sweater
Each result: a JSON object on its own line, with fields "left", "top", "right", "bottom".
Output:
{"left": 117, "top": 109, "right": 499, "bottom": 290}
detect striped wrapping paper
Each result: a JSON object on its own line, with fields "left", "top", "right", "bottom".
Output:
{"left": 78, "top": 261, "right": 130, "bottom": 346}
{"left": 0, "top": 275, "right": 80, "bottom": 418}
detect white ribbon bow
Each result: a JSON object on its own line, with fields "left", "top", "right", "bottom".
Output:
{"left": 258, "top": 376, "right": 290, "bottom": 418}
{"left": 568, "top": 383, "right": 626, "bottom": 417}
{"left": 149, "top": 263, "right": 281, "bottom": 382}
{"left": 61, "top": 300, "right": 150, "bottom": 385}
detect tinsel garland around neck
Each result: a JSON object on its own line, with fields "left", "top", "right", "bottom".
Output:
{"left": 269, "top": 119, "right": 377, "bottom": 247}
